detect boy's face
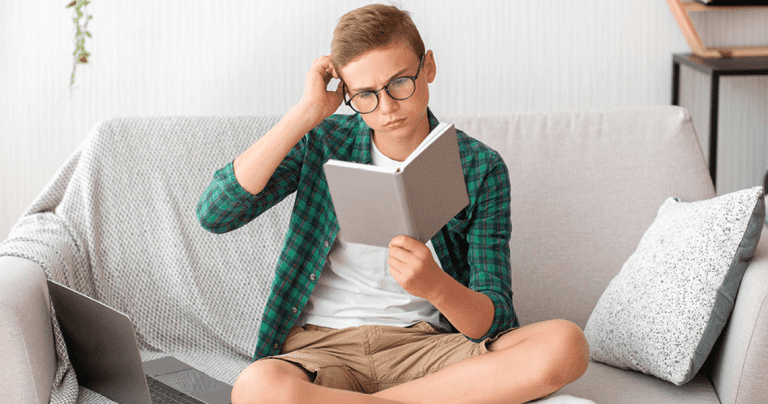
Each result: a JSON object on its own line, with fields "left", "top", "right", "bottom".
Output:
{"left": 338, "top": 41, "right": 436, "bottom": 146}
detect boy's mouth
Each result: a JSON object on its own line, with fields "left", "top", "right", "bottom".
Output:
{"left": 383, "top": 118, "right": 406, "bottom": 130}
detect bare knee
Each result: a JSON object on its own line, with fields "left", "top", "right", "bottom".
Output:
{"left": 537, "top": 319, "right": 590, "bottom": 392}
{"left": 232, "top": 359, "right": 311, "bottom": 404}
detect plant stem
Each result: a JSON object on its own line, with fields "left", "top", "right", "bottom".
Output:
{"left": 68, "top": 0, "right": 92, "bottom": 91}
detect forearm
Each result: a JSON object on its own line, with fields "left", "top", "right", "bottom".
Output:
{"left": 428, "top": 272, "right": 495, "bottom": 340}
{"left": 235, "top": 53, "right": 344, "bottom": 195}
{"left": 233, "top": 103, "right": 323, "bottom": 195}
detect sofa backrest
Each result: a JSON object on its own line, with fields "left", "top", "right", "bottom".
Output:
{"left": 447, "top": 106, "right": 715, "bottom": 328}
{"left": 29, "top": 107, "right": 714, "bottom": 365}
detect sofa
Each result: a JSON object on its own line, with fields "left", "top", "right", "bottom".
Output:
{"left": 2, "top": 106, "right": 767, "bottom": 404}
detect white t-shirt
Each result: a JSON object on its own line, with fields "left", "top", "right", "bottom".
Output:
{"left": 298, "top": 139, "right": 450, "bottom": 331}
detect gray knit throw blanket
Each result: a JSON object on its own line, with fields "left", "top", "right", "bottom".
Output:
{"left": 1, "top": 116, "right": 291, "bottom": 403}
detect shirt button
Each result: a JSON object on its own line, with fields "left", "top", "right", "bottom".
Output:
{"left": 273, "top": 343, "right": 280, "bottom": 351}
{"left": 309, "top": 273, "right": 317, "bottom": 281}
{"left": 324, "top": 240, "right": 330, "bottom": 248}
{"left": 291, "top": 307, "right": 298, "bottom": 314}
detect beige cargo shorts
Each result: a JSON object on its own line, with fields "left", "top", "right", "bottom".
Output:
{"left": 264, "top": 321, "right": 516, "bottom": 394}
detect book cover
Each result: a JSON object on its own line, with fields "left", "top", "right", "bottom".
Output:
{"left": 323, "top": 123, "right": 469, "bottom": 247}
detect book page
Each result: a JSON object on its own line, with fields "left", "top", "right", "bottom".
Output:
{"left": 323, "top": 163, "right": 415, "bottom": 247}
{"left": 401, "top": 123, "right": 469, "bottom": 242}
{"left": 401, "top": 122, "right": 450, "bottom": 168}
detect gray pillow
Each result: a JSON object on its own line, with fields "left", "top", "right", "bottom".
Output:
{"left": 584, "top": 186, "right": 765, "bottom": 385}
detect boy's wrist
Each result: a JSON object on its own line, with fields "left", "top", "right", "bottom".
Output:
{"left": 423, "top": 270, "right": 455, "bottom": 305}
{"left": 427, "top": 274, "right": 494, "bottom": 340}
{"left": 290, "top": 101, "right": 327, "bottom": 132}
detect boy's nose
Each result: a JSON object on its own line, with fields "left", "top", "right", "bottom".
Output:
{"left": 377, "top": 90, "right": 399, "bottom": 114}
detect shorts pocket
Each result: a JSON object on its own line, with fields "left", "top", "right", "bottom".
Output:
{"left": 408, "top": 321, "right": 443, "bottom": 334}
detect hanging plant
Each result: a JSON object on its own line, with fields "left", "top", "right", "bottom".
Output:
{"left": 67, "top": 0, "right": 92, "bottom": 89}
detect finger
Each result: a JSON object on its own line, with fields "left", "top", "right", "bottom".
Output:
{"left": 389, "top": 235, "right": 406, "bottom": 249}
{"left": 387, "top": 257, "right": 403, "bottom": 273}
{"left": 329, "top": 82, "right": 345, "bottom": 105}
{"left": 388, "top": 245, "right": 410, "bottom": 263}
{"left": 312, "top": 56, "right": 335, "bottom": 75}
{"left": 388, "top": 255, "right": 409, "bottom": 277}
{"left": 389, "top": 235, "right": 419, "bottom": 251}
{"left": 309, "top": 57, "right": 333, "bottom": 80}
{"left": 311, "top": 56, "right": 340, "bottom": 92}
{"left": 319, "top": 67, "right": 334, "bottom": 86}
{"left": 312, "top": 55, "right": 333, "bottom": 68}
{"left": 326, "top": 59, "right": 339, "bottom": 80}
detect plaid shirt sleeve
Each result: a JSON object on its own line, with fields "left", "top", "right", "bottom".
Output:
{"left": 436, "top": 132, "right": 517, "bottom": 342}
{"left": 465, "top": 154, "right": 517, "bottom": 341}
{"left": 196, "top": 135, "right": 307, "bottom": 233}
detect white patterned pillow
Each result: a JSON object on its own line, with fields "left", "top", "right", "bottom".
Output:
{"left": 584, "top": 186, "right": 765, "bottom": 386}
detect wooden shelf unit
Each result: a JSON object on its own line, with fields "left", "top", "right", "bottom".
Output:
{"left": 668, "top": 0, "right": 768, "bottom": 58}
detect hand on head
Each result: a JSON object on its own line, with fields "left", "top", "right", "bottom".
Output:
{"left": 300, "top": 55, "right": 345, "bottom": 126}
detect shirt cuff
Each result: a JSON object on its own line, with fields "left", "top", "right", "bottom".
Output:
{"left": 470, "top": 291, "right": 518, "bottom": 342}
{"left": 215, "top": 161, "right": 257, "bottom": 202}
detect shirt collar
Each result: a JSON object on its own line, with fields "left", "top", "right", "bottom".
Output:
{"left": 351, "top": 107, "right": 439, "bottom": 165}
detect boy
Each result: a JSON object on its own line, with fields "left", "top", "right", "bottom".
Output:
{"left": 197, "top": 4, "right": 589, "bottom": 404}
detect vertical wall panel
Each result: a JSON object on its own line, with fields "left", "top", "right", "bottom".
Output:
{"left": 716, "top": 76, "right": 768, "bottom": 195}
{"left": 675, "top": 4, "right": 768, "bottom": 195}
{"left": 678, "top": 65, "right": 712, "bottom": 164}
{"left": 1, "top": 0, "right": 765, "bottom": 238}
{"left": 0, "top": 0, "right": 11, "bottom": 230}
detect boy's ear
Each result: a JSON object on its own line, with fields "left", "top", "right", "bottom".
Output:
{"left": 425, "top": 50, "right": 436, "bottom": 84}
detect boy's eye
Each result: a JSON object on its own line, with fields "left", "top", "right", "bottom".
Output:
{"left": 357, "top": 91, "right": 376, "bottom": 100}
{"left": 389, "top": 77, "right": 409, "bottom": 88}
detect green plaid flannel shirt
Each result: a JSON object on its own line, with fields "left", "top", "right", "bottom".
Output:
{"left": 197, "top": 109, "right": 518, "bottom": 360}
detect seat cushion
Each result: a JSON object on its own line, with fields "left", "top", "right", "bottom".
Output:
{"left": 556, "top": 361, "right": 720, "bottom": 404}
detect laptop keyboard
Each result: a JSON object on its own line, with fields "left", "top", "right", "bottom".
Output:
{"left": 146, "top": 376, "right": 205, "bottom": 404}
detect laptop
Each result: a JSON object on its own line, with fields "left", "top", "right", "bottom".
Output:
{"left": 47, "top": 280, "right": 233, "bottom": 404}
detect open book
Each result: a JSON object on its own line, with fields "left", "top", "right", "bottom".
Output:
{"left": 323, "top": 122, "right": 469, "bottom": 247}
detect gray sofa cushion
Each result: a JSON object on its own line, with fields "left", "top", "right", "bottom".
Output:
{"left": 558, "top": 361, "right": 720, "bottom": 404}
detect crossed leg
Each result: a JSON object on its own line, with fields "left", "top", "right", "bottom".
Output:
{"left": 231, "top": 319, "right": 589, "bottom": 404}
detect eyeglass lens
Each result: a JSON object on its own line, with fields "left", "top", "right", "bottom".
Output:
{"left": 349, "top": 77, "right": 416, "bottom": 114}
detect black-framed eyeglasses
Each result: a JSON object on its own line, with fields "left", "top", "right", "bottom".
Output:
{"left": 342, "top": 54, "right": 425, "bottom": 114}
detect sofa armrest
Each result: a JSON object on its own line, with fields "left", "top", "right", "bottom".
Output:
{"left": 710, "top": 227, "right": 768, "bottom": 404}
{"left": 0, "top": 256, "right": 55, "bottom": 404}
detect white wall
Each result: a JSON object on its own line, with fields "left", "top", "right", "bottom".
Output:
{"left": 0, "top": 1, "right": 8, "bottom": 151}
{"left": 1, "top": 0, "right": 765, "bottom": 239}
